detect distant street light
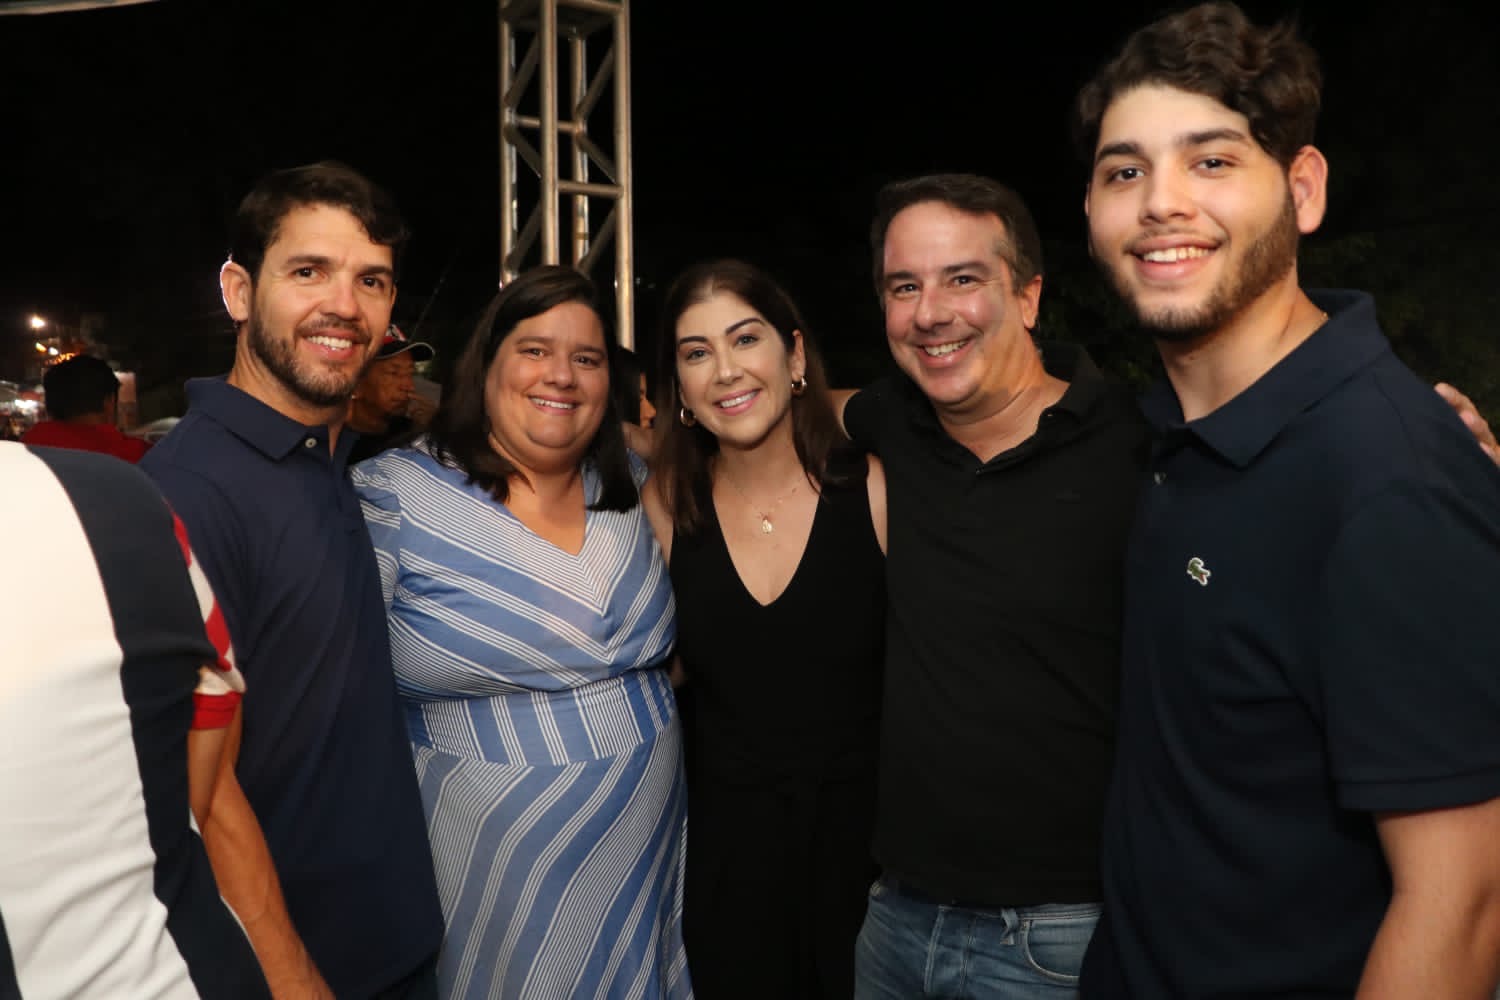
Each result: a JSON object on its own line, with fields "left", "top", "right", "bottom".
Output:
{"left": 29, "top": 315, "right": 46, "bottom": 331}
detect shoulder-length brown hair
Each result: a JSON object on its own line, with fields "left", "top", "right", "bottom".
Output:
{"left": 651, "top": 258, "right": 855, "bottom": 537}
{"left": 425, "top": 265, "right": 637, "bottom": 511}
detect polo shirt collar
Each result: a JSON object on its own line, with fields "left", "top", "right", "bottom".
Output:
{"left": 1040, "top": 341, "right": 1110, "bottom": 421}
{"left": 185, "top": 376, "right": 352, "bottom": 464}
{"left": 1139, "top": 290, "right": 1387, "bottom": 468}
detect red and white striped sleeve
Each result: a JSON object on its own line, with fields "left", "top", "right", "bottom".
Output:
{"left": 170, "top": 511, "right": 244, "bottom": 730}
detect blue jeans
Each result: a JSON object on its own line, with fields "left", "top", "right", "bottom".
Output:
{"left": 855, "top": 876, "right": 1099, "bottom": 999}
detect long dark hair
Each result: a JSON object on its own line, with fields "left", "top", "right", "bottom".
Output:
{"left": 652, "top": 258, "right": 855, "bottom": 537}
{"left": 425, "top": 265, "right": 637, "bottom": 511}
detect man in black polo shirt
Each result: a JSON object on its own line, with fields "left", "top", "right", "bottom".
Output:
{"left": 843, "top": 173, "right": 1148, "bottom": 997}
{"left": 1075, "top": 3, "right": 1500, "bottom": 995}
{"left": 143, "top": 162, "right": 442, "bottom": 998}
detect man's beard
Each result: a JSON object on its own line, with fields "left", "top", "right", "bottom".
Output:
{"left": 247, "top": 315, "right": 369, "bottom": 407}
{"left": 1100, "top": 194, "right": 1300, "bottom": 344}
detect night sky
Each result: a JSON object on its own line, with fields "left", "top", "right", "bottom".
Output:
{"left": 3, "top": 0, "right": 1496, "bottom": 410}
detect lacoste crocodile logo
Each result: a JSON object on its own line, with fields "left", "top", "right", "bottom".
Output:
{"left": 1186, "top": 557, "right": 1211, "bottom": 586}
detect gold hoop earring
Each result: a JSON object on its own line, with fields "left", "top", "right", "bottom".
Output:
{"left": 791, "top": 376, "right": 808, "bottom": 397}
{"left": 679, "top": 406, "right": 696, "bottom": 427}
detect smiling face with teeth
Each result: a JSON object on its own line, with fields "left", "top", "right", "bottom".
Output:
{"left": 221, "top": 203, "right": 395, "bottom": 425}
{"left": 674, "top": 291, "right": 805, "bottom": 454}
{"left": 483, "top": 301, "right": 610, "bottom": 475}
{"left": 879, "top": 201, "right": 1043, "bottom": 424}
{"left": 1085, "top": 84, "right": 1325, "bottom": 343}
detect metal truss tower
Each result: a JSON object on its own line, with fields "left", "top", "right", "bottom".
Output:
{"left": 498, "top": 0, "right": 636, "bottom": 346}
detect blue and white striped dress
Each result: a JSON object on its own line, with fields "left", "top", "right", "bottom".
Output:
{"left": 354, "top": 445, "right": 690, "bottom": 1000}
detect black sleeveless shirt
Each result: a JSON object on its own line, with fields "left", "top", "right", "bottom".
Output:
{"left": 670, "top": 446, "right": 886, "bottom": 783}
{"left": 670, "top": 446, "right": 886, "bottom": 997}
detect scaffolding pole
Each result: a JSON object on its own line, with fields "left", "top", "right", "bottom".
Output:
{"left": 499, "top": 0, "right": 635, "bottom": 347}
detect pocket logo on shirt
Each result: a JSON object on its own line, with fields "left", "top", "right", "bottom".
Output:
{"left": 1186, "top": 557, "right": 1212, "bottom": 586}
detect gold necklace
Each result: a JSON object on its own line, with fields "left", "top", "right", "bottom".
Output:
{"left": 721, "top": 472, "right": 801, "bottom": 535}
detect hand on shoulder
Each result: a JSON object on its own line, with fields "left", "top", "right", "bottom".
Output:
{"left": 1435, "top": 383, "right": 1500, "bottom": 466}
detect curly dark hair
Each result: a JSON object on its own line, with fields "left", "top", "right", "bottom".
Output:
{"left": 425, "top": 265, "right": 637, "bottom": 512}
{"left": 1073, "top": 1, "right": 1321, "bottom": 169}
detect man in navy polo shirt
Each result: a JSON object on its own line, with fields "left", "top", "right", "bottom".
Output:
{"left": 143, "top": 161, "right": 442, "bottom": 999}
{"left": 1076, "top": 3, "right": 1500, "bottom": 995}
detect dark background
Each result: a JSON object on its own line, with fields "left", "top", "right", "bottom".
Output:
{"left": 3, "top": 0, "right": 1496, "bottom": 417}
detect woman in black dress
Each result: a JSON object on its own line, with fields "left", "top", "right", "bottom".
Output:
{"left": 642, "top": 259, "right": 887, "bottom": 998}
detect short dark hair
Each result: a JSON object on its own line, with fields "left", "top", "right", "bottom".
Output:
{"left": 869, "top": 173, "right": 1044, "bottom": 296}
{"left": 424, "top": 265, "right": 637, "bottom": 512}
{"left": 229, "top": 160, "right": 410, "bottom": 283}
{"left": 1073, "top": 1, "right": 1321, "bottom": 169}
{"left": 42, "top": 355, "right": 120, "bottom": 421}
{"left": 652, "top": 258, "right": 855, "bottom": 538}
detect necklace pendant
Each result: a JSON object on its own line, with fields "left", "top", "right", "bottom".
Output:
{"left": 760, "top": 517, "right": 774, "bottom": 534}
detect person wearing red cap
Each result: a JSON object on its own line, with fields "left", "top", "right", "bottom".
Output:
{"left": 347, "top": 323, "right": 434, "bottom": 465}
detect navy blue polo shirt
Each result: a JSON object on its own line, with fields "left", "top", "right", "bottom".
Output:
{"left": 1083, "top": 291, "right": 1500, "bottom": 997}
{"left": 846, "top": 344, "right": 1148, "bottom": 904}
{"left": 142, "top": 377, "right": 442, "bottom": 998}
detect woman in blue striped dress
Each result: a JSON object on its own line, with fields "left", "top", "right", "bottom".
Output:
{"left": 353, "top": 266, "right": 689, "bottom": 999}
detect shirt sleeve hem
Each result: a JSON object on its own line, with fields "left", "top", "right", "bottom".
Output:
{"left": 1336, "top": 768, "right": 1500, "bottom": 813}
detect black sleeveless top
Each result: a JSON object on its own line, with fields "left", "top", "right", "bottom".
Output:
{"left": 670, "top": 446, "right": 886, "bottom": 998}
{"left": 670, "top": 446, "right": 886, "bottom": 783}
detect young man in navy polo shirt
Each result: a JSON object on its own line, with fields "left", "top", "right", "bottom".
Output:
{"left": 143, "top": 162, "right": 442, "bottom": 999}
{"left": 1076, "top": 3, "right": 1500, "bottom": 995}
